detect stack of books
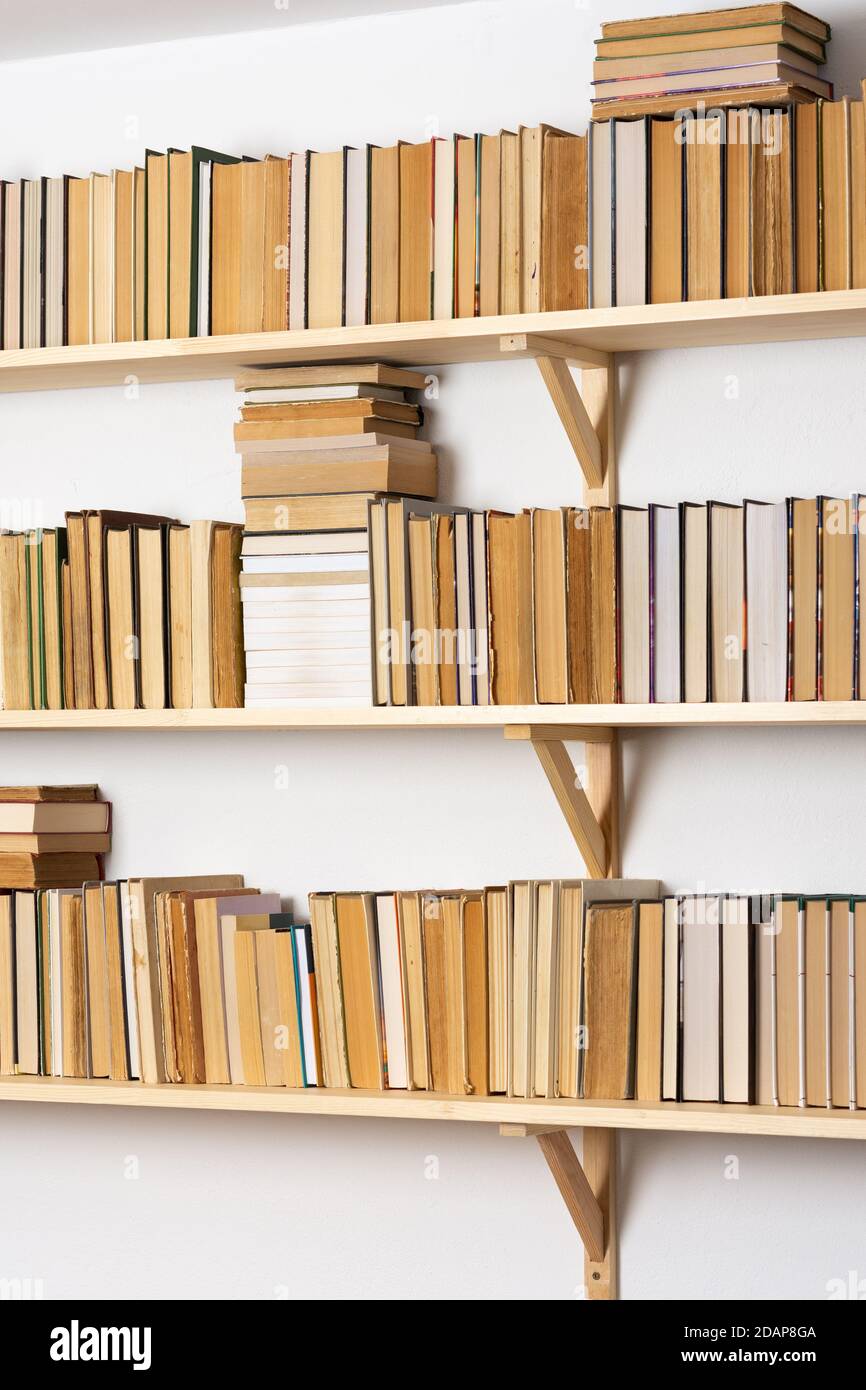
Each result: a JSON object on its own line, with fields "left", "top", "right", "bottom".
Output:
{"left": 5, "top": 865, "right": 866, "bottom": 1107}
{"left": 0, "top": 785, "right": 110, "bottom": 891}
{"left": 0, "top": 515, "right": 244, "bottom": 710}
{"left": 591, "top": 4, "right": 832, "bottom": 120}
{"left": 0, "top": 123, "right": 588, "bottom": 349}
{"left": 238, "top": 363, "right": 437, "bottom": 709}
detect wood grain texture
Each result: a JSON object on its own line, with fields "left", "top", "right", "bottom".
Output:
{"left": 1, "top": 1078, "right": 866, "bottom": 1137}
{"left": 4, "top": 292, "right": 866, "bottom": 390}
{"left": 537, "top": 1130, "right": 605, "bottom": 1263}
{"left": 582, "top": 1128, "right": 617, "bottom": 1301}
{"left": 535, "top": 356, "right": 604, "bottom": 489}
{"left": 531, "top": 738, "right": 608, "bottom": 878}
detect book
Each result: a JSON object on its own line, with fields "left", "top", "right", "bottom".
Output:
{"left": 581, "top": 900, "right": 638, "bottom": 1100}
{"left": 650, "top": 116, "right": 684, "bottom": 303}
{"left": 618, "top": 505, "right": 649, "bottom": 703}
{"left": 709, "top": 500, "right": 745, "bottom": 701}
{"left": 745, "top": 498, "right": 788, "bottom": 701}
{"left": 681, "top": 895, "right": 721, "bottom": 1102}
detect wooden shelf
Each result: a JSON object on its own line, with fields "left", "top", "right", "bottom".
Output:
{"left": 2, "top": 702, "right": 866, "bottom": 731}
{"left": 2, "top": 1076, "right": 865, "bottom": 1139}
{"left": 3, "top": 291, "right": 866, "bottom": 391}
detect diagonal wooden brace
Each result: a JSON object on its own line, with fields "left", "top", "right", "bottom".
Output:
{"left": 530, "top": 737, "right": 608, "bottom": 879}
{"left": 536, "top": 1130, "right": 605, "bottom": 1265}
{"left": 535, "top": 355, "right": 604, "bottom": 490}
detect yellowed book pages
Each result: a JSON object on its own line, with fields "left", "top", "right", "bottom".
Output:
{"left": 262, "top": 155, "right": 290, "bottom": 331}
{"left": 854, "top": 900, "right": 866, "bottom": 1108}
{"left": 486, "top": 886, "right": 509, "bottom": 1095}
{"left": 499, "top": 130, "right": 521, "bottom": 314}
{"left": 775, "top": 897, "right": 802, "bottom": 1108}
{"left": 532, "top": 880, "right": 558, "bottom": 1098}
{"left": 156, "top": 892, "right": 179, "bottom": 1081}
{"left": 463, "top": 893, "right": 489, "bottom": 1097}
{"left": 41, "top": 531, "right": 63, "bottom": 712}
{"left": 146, "top": 152, "right": 169, "bottom": 339}
{"left": 0, "top": 533, "right": 30, "bottom": 709}
{"left": 309, "top": 893, "right": 350, "bottom": 1088}
{"left": 479, "top": 134, "right": 501, "bottom": 317}
{"left": 90, "top": 173, "right": 114, "bottom": 345}
{"left": 408, "top": 516, "right": 437, "bottom": 706}
{"left": 635, "top": 901, "right": 664, "bottom": 1103}
{"left": 533, "top": 508, "right": 568, "bottom": 704}
{"left": 138, "top": 525, "right": 166, "bottom": 710}
{"left": 114, "top": 169, "right": 135, "bottom": 343}
{"left": 211, "top": 161, "right": 242, "bottom": 335}
{"left": 101, "top": 884, "right": 129, "bottom": 1080}
{"left": 399, "top": 141, "right": 433, "bottom": 322}
{"left": 86, "top": 513, "right": 110, "bottom": 712}
{"left": 235, "top": 929, "right": 266, "bottom": 1086}
{"left": 804, "top": 897, "right": 828, "bottom": 1106}
{"left": 455, "top": 135, "right": 476, "bottom": 318}
{"left": 0, "top": 897, "right": 14, "bottom": 1075}
{"left": 829, "top": 898, "right": 851, "bottom": 1107}
{"left": 83, "top": 882, "right": 110, "bottom": 1078}
{"left": 133, "top": 167, "right": 146, "bottom": 341}
{"left": 168, "top": 525, "right": 193, "bottom": 709}
{"left": 61, "top": 894, "right": 88, "bottom": 1078}
{"left": 190, "top": 520, "right": 215, "bottom": 709}
{"left": 399, "top": 892, "right": 429, "bottom": 1090}
{"left": 520, "top": 125, "right": 542, "bottom": 313}
{"left": 582, "top": 902, "right": 636, "bottom": 1101}
{"left": 169, "top": 150, "right": 193, "bottom": 339}
{"left": 336, "top": 893, "right": 383, "bottom": 1089}
{"left": 369, "top": 144, "right": 400, "bottom": 325}
{"left": 67, "top": 177, "right": 90, "bottom": 346}
{"left": 821, "top": 497, "right": 854, "bottom": 700}
{"left": 273, "top": 929, "right": 305, "bottom": 1087}
{"left": 194, "top": 897, "right": 231, "bottom": 1085}
{"left": 105, "top": 527, "right": 137, "bottom": 709}
{"left": 442, "top": 895, "right": 467, "bottom": 1095}
{"left": 820, "top": 98, "right": 852, "bottom": 292}
{"left": 308, "top": 150, "right": 344, "bottom": 330}
{"left": 254, "top": 930, "right": 284, "bottom": 1086}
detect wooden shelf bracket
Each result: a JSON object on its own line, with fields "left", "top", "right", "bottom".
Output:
{"left": 500, "top": 1124, "right": 618, "bottom": 1299}
{"left": 535, "top": 355, "right": 604, "bottom": 489}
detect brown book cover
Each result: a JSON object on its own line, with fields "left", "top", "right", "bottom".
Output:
{"left": 487, "top": 511, "right": 534, "bottom": 704}
{"left": 686, "top": 117, "right": 724, "bottom": 300}
{"left": 399, "top": 141, "right": 433, "bottom": 322}
{"left": 750, "top": 108, "right": 794, "bottom": 295}
{"left": 651, "top": 117, "right": 684, "bottom": 303}
{"left": 795, "top": 102, "right": 819, "bottom": 291}
{"left": 581, "top": 900, "right": 638, "bottom": 1100}
{"left": 335, "top": 893, "right": 384, "bottom": 1088}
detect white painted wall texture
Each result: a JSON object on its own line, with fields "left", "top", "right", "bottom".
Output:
{"left": 1, "top": 0, "right": 865, "bottom": 1299}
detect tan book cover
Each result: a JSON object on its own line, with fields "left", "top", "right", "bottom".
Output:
{"left": 636, "top": 901, "right": 664, "bottom": 1102}
{"left": 335, "top": 893, "right": 383, "bottom": 1089}
{"left": 582, "top": 901, "right": 637, "bottom": 1100}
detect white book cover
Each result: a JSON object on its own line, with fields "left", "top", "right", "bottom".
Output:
{"left": 590, "top": 122, "right": 612, "bottom": 309}
{"left": 614, "top": 118, "right": 647, "bottom": 307}
{"left": 721, "top": 895, "right": 751, "bottom": 1103}
{"left": 242, "top": 553, "right": 369, "bottom": 575}
{"left": 662, "top": 896, "right": 679, "bottom": 1100}
{"left": 116, "top": 882, "right": 141, "bottom": 1080}
{"left": 246, "top": 664, "right": 370, "bottom": 685}
{"left": 375, "top": 894, "right": 408, "bottom": 1089}
{"left": 241, "top": 385, "right": 407, "bottom": 404}
{"left": 240, "top": 584, "right": 370, "bottom": 605}
{"left": 745, "top": 499, "right": 788, "bottom": 701}
{"left": 246, "top": 645, "right": 369, "bottom": 666}
{"left": 49, "top": 890, "right": 64, "bottom": 1077}
{"left": 293, "top": 925, "right": 318, "bottom": 1085}
{"left": 198, "top": 161, "right": 212, "bottom": 336}
{"left": 651, "top": 504, "right": 681, "bottom": 703}
{"left": 681, "top": 895, "right": 721, "bottom": 1102}
{"left": 620, "top": 507, "right": 650, "bottom": 703}
{"left": 245, "top": 695, "right": 368, "bottom": 708}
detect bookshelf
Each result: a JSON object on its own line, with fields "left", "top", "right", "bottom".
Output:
{"left": 4, "top": 1076, "right": 866, "bottom": 1141}
{"left": 4, "top": 291, "right": 862, "bottom": 1301}
{"left": 1, "top": 289, "right": 866, "bottom": 392}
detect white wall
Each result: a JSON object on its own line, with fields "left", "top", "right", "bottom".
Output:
{"left": 1, "top": 0, "right": 865, "bottom": 1301}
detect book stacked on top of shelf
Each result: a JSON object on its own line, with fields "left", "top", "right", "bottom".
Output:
{"left": 237, "top": 363, "right": 436, "bottom": 708}
{"left": 591, "top": 4, "right": 832, "bottom": 120}
{"left": 0, "top": 514, "right": 244, "bottom": 711}
{"left": 0, "top": 785, "right": 110, "bottom": 892}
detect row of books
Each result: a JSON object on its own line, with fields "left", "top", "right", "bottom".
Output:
{"left": 0, "top": 515, "right": 244, "bottom": 710}
{"left": 592, "top": 97, "right": 866, "bottom": 307}
{"left": 366, "top": 494, "right": 866, "bottom": 708}
{"left": 0, "top": 121, "right": 585, "bottom": 350}
{"left": 590, "top": 4, "right": 832, "bottom": 119}
{"left": 8, "top": 88, "right": 863, "bottom": 350}
{"left": 0, "top": 785, "right": 110, "bottom": 892}
{"left": 236, "top": 363, "right": 432, "bottom": 707}
{"left": 3, "top": 867, "right": 865, "bottom": 1107}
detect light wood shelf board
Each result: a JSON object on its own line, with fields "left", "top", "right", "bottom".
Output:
{"left": 2, "top": 1078, "right": 865, "bottom": 1138}
{"left": 2, "top": 292, "right": 866, "bottom": 391}
{"left": 2, "top": 702, "right": 866, "bottom": 731}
